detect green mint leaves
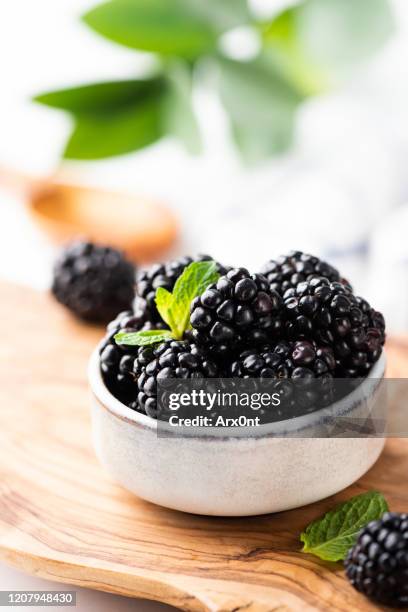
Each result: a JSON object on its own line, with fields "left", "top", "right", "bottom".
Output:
{"left": 300, "top": 491, "right": 389, "bottom": 562}
{"left": 115, "top": 260, "right": 219, "bottom": 347}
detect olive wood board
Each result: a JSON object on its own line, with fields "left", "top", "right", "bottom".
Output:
{"left": 0, "top": 280, "right": 407, "bottom": 612}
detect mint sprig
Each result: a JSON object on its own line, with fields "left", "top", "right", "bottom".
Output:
{"left": 115, "top": 260, "right": 219, "bottom": 347}
{"left": 300, "top": 491, "right": 389, "bottom": 562}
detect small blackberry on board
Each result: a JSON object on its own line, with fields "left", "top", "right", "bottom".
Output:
{"left": 345, "top": 512, "right": 408, "bottom": 607}
{"left": 52, "top": 240, "right": 135, "bottom": 322}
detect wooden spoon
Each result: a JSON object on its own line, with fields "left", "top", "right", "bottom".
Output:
{"left": 0, "top": 166, "right": 178, "bottom": 262}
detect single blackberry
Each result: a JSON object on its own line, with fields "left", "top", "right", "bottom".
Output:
{"left": 229, "top": 340, "right": 336, "bottom": 415}
{"left": 229, "top": 340, "right": 336, "bottom": 379}
{"left": 136, "top": 254, "right": 229, "bottom": 323}
{"left": 283, "top": 277, "right": 385, "bottom": 376}
{"left": 133, "top": 340, "right": 220, "bottom": 418}
{"left": 52, "top": 240, "right": 135, "bottom": 322}
{"left": 260, "top": 250, "right": 350, "bottom": 296}
{"left": 99, "top": 309, "right": 164, "bottom": 406}
{"left": 345, "top": 512, "right": 408, "bottom": 607}
{"left": 190, "top": 268, "right": 284, "bottom": 356}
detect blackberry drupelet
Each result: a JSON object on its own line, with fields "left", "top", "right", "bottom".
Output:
{"left": 260, "top": 250, "right": 350, "bottom": 296}
{"left": 190, "top": 268, "right": 284, "bottom": 355}
{"left": 52, "top": 241, "right": 135, "bottom": 322}
{"left": 134, "top": 340, "right": 220, "bottom": 418}
{"left": 283, "top": 277, "right": 385, "bottom": 376}
{"left": 135, "top": 254, "right": 229, "bottom": 323}
{"left": 99, "top": 309, "right": 164, "bottom": 407}
{"left": 345, "top": 512, "right": 408, "bottom": 607}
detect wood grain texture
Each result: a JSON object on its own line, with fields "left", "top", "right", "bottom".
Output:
{"left": 0, "top": 281, "right": 407, "bottom": 612}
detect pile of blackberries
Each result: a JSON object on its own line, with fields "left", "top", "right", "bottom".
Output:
{"left": 96, "top": 250, "right": 385, "bottom": 419}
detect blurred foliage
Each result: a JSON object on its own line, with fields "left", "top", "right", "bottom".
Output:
{"left": 35, "top": 0, "right": 394, "bottom": 163}
{"left": 218, "top": 55, "right": 303, "bottom": 161}
{"left": 261, "top": 0, "right": 395, "bottom": 96}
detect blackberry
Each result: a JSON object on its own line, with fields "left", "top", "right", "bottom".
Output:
{"left": 260, "top": 250, "right": 350, "bottom": 296}
{"left": 190, "top": 268, "right": 284, "bottom": 356}
{"left": 99, "top": 309, "right": 164, "bottom": 406}
{"left": 136, "top": 254, "right": 229, "bottom": 323}
{"left": 134, "top": 340, "right": 220, "bottom": 418}
{"left": 229, "top": 340, "right": 336, "bottom": 379}
{"left": 283, "top": 277, "right": 385, "bottom": 376}
{"left": 229, "top": 340, "right": 336, "bottom": 415}
{"left": 345, "top": 512, "right": 408, "bottom": 607}
{"left": 52, "top": 240, "right": 135, "bottom": 322}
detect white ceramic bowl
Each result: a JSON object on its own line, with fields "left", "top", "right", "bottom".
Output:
{"left": 89, "top": 349, "right": 386, "bottom": 516}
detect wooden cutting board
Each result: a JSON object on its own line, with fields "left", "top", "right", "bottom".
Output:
{"left": 0, "top": 281, "right": 407, "bottom": 612}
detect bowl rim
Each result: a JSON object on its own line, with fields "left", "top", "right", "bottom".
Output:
{"left": 89, "top": 346, "right": 386, "bottom": 439}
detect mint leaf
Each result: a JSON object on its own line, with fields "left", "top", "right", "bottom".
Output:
{"left": 300, "top": 491, "right": 389, "bottom": 562}
{"left": 170, "top": 261, "right": 219, "bottom": 338}
{"left": 155, "top": 260, "right": 219, "bottom": 339}
{"left": 115, "top": 329, "right": 173, "bottom": 346}
{"left": 116, "top": 261, "right": 219, "bottom": 347}
{"left": 154, "top": 287, "right": 178, "bottom": 331}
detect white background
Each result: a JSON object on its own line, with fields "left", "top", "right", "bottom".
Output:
{"left": 1, "top": 0, "right": 408, "bottom": 610}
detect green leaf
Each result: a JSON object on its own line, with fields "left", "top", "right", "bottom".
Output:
{"left": 83, "top": 0, "right": 219, "bottom": 58}
{"left": 261, "top": 0, "right": 394, "bottom": 92}
{"left": 261, "top": 10, "right": 328, "bottom": 96}
{"left": 217, "top": 55, "right": 303, "bottom": 163}
{"left": 64, "top": 96, "right": 164, "bottom": 159}
{"left": 296, "top": 0, "right": 394, "bottom": 74}
{"left": 154, "top": 260, "right": 219, "bottom": 339}
{"left": 155, "top": 287, "right": 178, "bottom": 330}
{"left": 300, "top": 491, "right": 389, "bottom": 562}
{"left": 190, "top": 0, "right": 251, "bottom": 31}
{"left": 33, "top": 78, "right": 164, "bottom": 113}
{"left": 115, "top": 329, "right": 173, "bottom": 346}
{"left": 170, "top": 261, "right": 219, "bottom": 338}
{"left": 162, "top": 61, "right": 201, "bottom": 154}
{"left": 34, "top": 77, "right": 166, "bottom": 160}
